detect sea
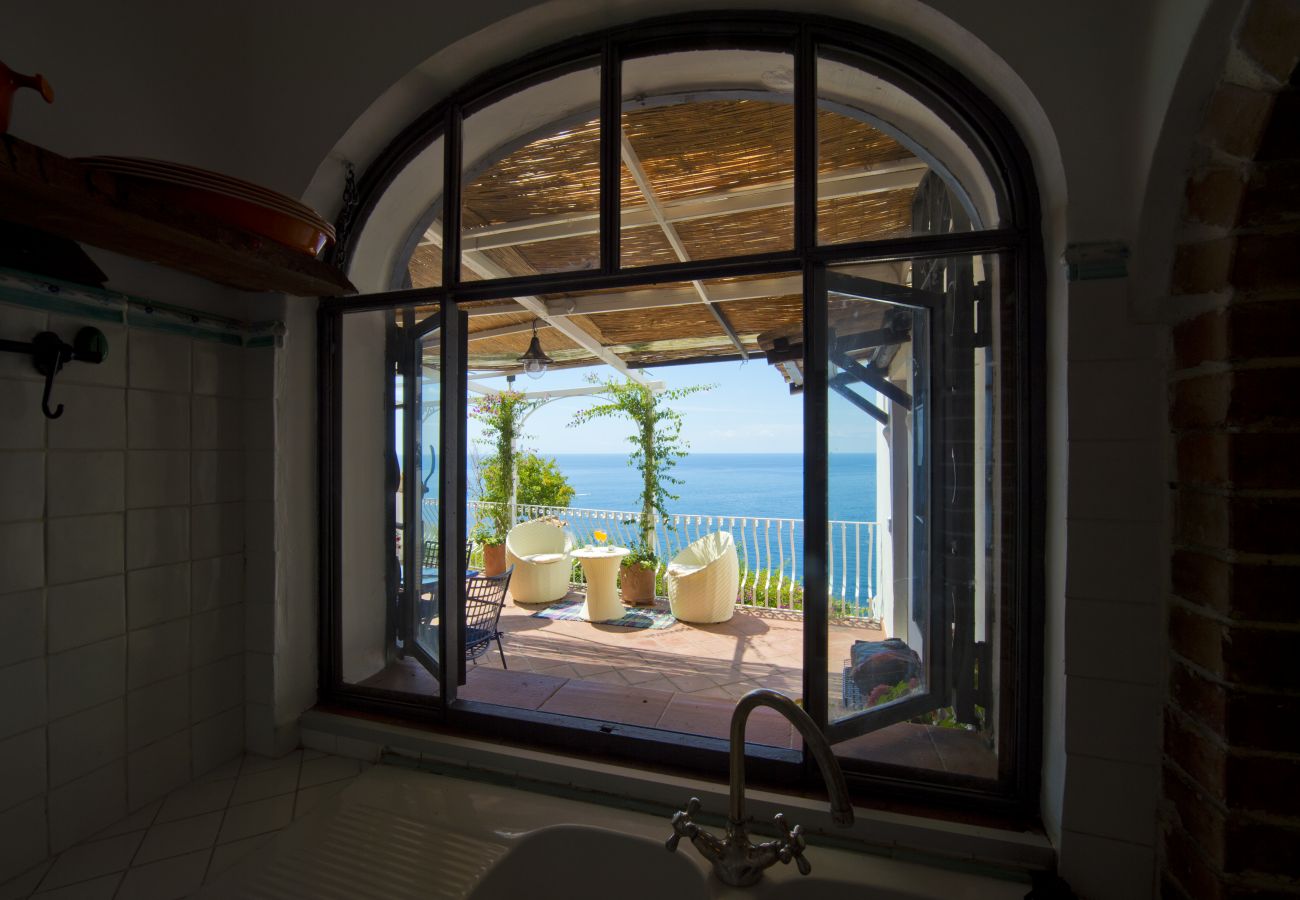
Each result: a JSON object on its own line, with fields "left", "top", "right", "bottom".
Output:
{"left": 539, "top": 452, "right": 880, "bottom": 600}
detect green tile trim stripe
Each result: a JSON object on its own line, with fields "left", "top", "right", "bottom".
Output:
{"left": 0, "top": 266, "right": 284, "bottom": 347}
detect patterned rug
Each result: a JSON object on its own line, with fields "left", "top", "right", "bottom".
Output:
{"left": 530, "top": 598, "right": 677, "bottom": 630}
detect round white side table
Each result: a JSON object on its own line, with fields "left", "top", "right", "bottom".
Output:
{"left": 570, "top": 545, "right": 630, "bottom": 622}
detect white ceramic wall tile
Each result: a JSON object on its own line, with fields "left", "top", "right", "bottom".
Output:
{"left": 0, "top": 797, "right": 47, "bottom": 885}
{"left": 0, "top": 452, "right": 44, "bottom": 522}
{"left": 0, "top": 590, "right": 43, "bottom": 668}
{"left": 1065, "top": 597, "right": 1162, "bottom": 686}
{"left": 47, "top": 761, "right": 126, "bottom": 853}
{"left": 191, "top": 606, "right": 242, "bottom": 667}
{"left": 1065, "top": 520, "right": 1162, "bottom": 606}
{"left": 1068, "top": 439, "right": 1164, "bottom": 524}
{"left": 190, "top": 708, "right": 243, "bottom": 779}
{"left": 47, "top": 638, "right": 124, "bottom": 720}
{"left": 242, "top": 348, "right": 274, "bottom": 400}
{"left": 47, "top": 315, "right": 126, "bottom": 388}
{"left": 191, "top": 451, "right": 243, "bottom": 505}
{"left": 1062, "top": 755, "right": 1158, "bottom": 847}
{"left": 0, "top": 304, "right": 46, "bottom": 382}
{"left": 126, "top": 391, "right": 189, "bottom": 451}
{"left": 191, "top": 503, "right": 244, "bottom": 559}
{"left": 127, "top": 674, "right": 189, "bottom": 752}
{"left": 1059, "top": 829, "right": 1155, "bottom": 900}
{"left": 125, "top": 507, "right": 189, "bottom": 571}
{"left": 1067, "top": 360, "right": 1165, "bottom": 443}
{"left": 47, "top": 576, "right": 125, "bottom": 654}
{"left": 48, "top": 699, "right": 125, "bottom": 788}
{"left": 190, "top": 657, "right": 243, "bottom": 724}
{"left": 126, "top": 619, "right": 189, "bottom": 691}
{"left": 242, "top": 450, "right": 273, "bottom": 503}
{"left": 244, "top": 654, "right": 274, "bottom": 706}
{"left": 126, "top": 731, "right": 190, "bottom": 811}
{"left": 46, "top": 452, "right": 125, "bottom": 518}
{"left": 191, "top": 342, "right": 243, "bottom": 398}
{"left": 46, "top": 514, "right": 123, "bottom": 587}
{"left": 243, "top": 544, "right": 274, "bottom": 605}
{"left": 242, "top": 704, "right": 276, "bottom": 759}
{"left": 1066, "top": 677, "right": 1161, "bottom": 765}
{"left": 0, "top": 523, "right": 44, "bottom": 594}
{"left": 242, "top": 602, "right": 274, "bottom": 655}
{"left": 191, "top": 397, "right": 243, "bottom": 451}
{"left": 125, "top": 450, "right": 190, "bottom": 509}
{"left": 241, "top": 399, "right": 273, "bottom": 452}
{"left": 46, "top": 387, "right": 125, "bottom": 451}
{"left": 128, "top": 332, "right": 191, "bottom": 393}
{"left": 1066, "top": 282, "right": 1161, "bottom": 363}
{"left": 0, "top": 380, "right": 47, "bottom": 450}
{"left": 125, "top": 562, "right": 190, "bottom": 631}
{"left": 243, "top": 501, "right": 272, "bottom": 562}
{"left": 0, "top": 659, "right": 46, "bottom": 740}
{"left": 190, "top": 555, "right": 242, "bottom": 614}
{"left": 0, "top": 728, "right": 46, "bottom": 812}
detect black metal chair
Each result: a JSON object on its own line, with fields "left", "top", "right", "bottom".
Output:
{"left": 464, "top": 565, "right": 513, "bottom": 669}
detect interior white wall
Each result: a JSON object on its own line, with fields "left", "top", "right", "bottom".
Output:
{"left": 2, "top": 1, "right": 1247, "bottom": 895}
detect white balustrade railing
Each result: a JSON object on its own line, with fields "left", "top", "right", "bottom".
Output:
{"left": 448, "top": 500, "right": 880, "bottom": 621}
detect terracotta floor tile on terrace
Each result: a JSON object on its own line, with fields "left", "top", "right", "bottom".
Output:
{"left": 537, "top": 679, "right": 674, "bottom": 728}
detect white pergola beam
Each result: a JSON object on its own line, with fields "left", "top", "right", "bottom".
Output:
{"left": 618, "top": 132, "right": 748, "bottom": 358}
{"left": 423, "top": 223, "right": 653, "bottom": 386}
{"left": 429, "top": 160, "right": 927, "bottom": 252}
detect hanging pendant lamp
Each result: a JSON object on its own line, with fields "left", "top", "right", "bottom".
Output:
{"left": 518, "top": 319, "right": 553, "bottom": 379}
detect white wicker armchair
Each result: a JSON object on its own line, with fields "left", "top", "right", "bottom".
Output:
{"left": 666, "top": 531, "right": 740, "bottom": 624}
{"left": 504, "top": 519, "right": 573, "bottom": 604}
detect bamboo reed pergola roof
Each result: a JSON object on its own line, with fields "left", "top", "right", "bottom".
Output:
{"left": 406, "top": 99, "right": 927, "bottom": 383}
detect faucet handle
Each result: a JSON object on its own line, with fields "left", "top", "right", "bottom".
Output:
{"left": 774, "top": 813, "right": 812, "bottom": 876}
{"left": 666, "top": 797, "right": 703, "bottom": 852}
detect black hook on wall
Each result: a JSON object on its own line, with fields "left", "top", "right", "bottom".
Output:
{"left": 0, "top": 327, "right": 108, "bottom": 418}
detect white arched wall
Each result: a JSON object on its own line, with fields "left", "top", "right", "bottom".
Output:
{"left": 2, "top": 1, "right": 1234, "bottom": 894}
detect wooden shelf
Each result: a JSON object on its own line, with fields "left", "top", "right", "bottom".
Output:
{"left": 0, "top": 135, "right": 355, "bottom": 297}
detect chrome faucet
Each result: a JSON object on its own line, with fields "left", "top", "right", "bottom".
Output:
{"left": 665, "top": 689, "right": 854, "bottom": 887}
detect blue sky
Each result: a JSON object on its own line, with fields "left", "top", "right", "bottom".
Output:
{"left": 463, "top": 359, "right": 878, "bottom": 455}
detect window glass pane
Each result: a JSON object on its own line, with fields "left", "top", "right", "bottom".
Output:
{"left": 827, "top": 253, "right": 1011, "bottom": 782}
{"left": 461, "top": 64, "right": 601, "bottom": 280}
{"left": 338, "top": 308, "right": 440, "bottom": 696}
{"left": 621, "top": 49, "right": 795, "bottom": 267}
{"left": 455, "top": 280, "right": 801, "bottom": 747}
{"left": 817, "top": 50, "right": 998, "bottom": 244}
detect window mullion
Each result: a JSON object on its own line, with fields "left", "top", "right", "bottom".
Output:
{"left": 442, "top": 107, "right": 463, "bottom": 290}
{"left": 599, "top": 40, "right": 621, "bottom": 274}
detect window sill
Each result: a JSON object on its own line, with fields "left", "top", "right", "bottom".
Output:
{"left": 299, "top": 708, "right": 1054, "bottom": 880}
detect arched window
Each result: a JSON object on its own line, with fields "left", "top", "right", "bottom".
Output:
{"left": 322, "top": 13, "right": 1043, "bottom": 813}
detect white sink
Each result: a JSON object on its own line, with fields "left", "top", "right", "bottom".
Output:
{"left": 202, "top": 764, "right": 1028, "bottom": 900}
{"left": 467, "top": 825, "right": 708, "bottom": 900}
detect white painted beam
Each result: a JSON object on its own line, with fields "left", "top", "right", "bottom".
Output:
{"left": 423, "top": 223, "right": 653, "bottom": 386}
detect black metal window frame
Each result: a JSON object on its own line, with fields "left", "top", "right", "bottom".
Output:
{"left": 318, "top": 11, "right": 1046, "bottom": 822}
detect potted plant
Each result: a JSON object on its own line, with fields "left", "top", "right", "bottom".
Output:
{"left": 570, "top": 377, "right": 712, "bottom": 606}
{"left": 470, "top": 520, "right": 507, "bottom": 577}
{"left": 619, "top": 541, "right": 658, "bottom": 606}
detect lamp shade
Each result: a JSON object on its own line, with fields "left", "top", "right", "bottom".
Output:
{"left": 518, "top": 321, "right": 552, "bottom": 379}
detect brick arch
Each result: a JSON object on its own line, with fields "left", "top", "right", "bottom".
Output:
{"left": 1162, "top": 1, "right": 1300, "bottom": 897}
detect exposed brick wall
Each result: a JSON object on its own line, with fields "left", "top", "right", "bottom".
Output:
{"left": 1162, "top": 2, "right": 1300, "bottom": 897}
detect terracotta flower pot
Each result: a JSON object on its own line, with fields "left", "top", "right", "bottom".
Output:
{"left": 481, "top": 543, "right": 507, "bottom": 577}
{"left": 620, "top": 562, "right": 656, "bottom": 606}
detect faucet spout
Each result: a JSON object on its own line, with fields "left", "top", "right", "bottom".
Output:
{"left": 728, "top": 689, "right": 855, "bottom": 828}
